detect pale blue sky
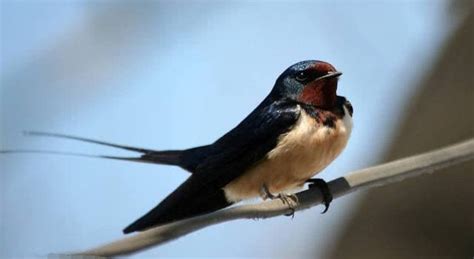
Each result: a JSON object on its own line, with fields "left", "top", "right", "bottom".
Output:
{"left": 1, "top": 1, "right": 458, "bottom": 257}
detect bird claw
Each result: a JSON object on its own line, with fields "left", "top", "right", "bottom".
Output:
{"left": 260, "top": 184, "right": 299, "bottom": 218}
{"left": 279, "top": 193, "right": 299, "bottom": 218}
{"left": 306, "top": 178, "right": 333, "bottom": 213}
{"left": 260, "top": 184, "right": 276, "bottom": 200}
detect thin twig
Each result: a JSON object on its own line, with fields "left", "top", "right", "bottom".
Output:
{"left": 76, "top": 138, "right": 474, "bottom": 257}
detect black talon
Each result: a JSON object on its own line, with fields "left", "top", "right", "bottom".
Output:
{"left": 306, "top": 178, "right": 333, "bottom": 213}
{"left": 285, "top": 207, "right": 295, "bottom": 218}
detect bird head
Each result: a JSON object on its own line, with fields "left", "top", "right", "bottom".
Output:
{"left": 272, "top": 60, "right": 342, "bottom": 109}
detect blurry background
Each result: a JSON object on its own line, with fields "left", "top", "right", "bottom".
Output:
{"left": 1, "top": 0, "right": 472, "bottom": 258}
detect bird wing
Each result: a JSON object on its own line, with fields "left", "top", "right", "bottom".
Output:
{"left": 123, "top": 99, "right": 301, "bottom": 233}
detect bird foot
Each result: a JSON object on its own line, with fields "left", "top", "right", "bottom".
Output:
{"left": 260, "top": 184, "right": 276, "bottom": 200}
{"left": 260, "top": 184, "right": 299, "bottom": 218}
{"left": 305, "top": 178, "right": 333, "bottom": 213}
{"left": 278, "top": 193, "right": 299, "bottom": 218}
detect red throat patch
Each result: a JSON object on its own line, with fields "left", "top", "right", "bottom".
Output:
{"left": 299, "top": 78, "right": 338, "bottom": 108}
{"left": 298, "top": 61, "right": 338, "bottom": 108}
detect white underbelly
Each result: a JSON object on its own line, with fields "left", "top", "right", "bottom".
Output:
{"left": 223, "top": 106, "right": 352, "bottom": 202}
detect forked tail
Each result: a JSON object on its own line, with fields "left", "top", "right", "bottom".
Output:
{"left": 1, "top": 131, "right": 184, "bottom": 166}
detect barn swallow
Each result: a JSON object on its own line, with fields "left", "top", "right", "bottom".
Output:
{"left": 2, "top": 60, "right": 353, "bottom": 234}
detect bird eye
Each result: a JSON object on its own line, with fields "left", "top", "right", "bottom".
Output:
{"left": 295, "top": 71, "right": 308, "bottom": 82}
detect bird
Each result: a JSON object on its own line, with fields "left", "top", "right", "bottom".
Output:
{"left": 1, "top": 60, "right": 353, "bottom": 234}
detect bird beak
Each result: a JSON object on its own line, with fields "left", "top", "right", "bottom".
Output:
{"left": 314, "top": 71, "right": 343, "bottom": 82}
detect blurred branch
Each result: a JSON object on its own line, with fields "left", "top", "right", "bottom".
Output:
{"left": 76, "top": 138, "right": 474, "bottom": 257}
